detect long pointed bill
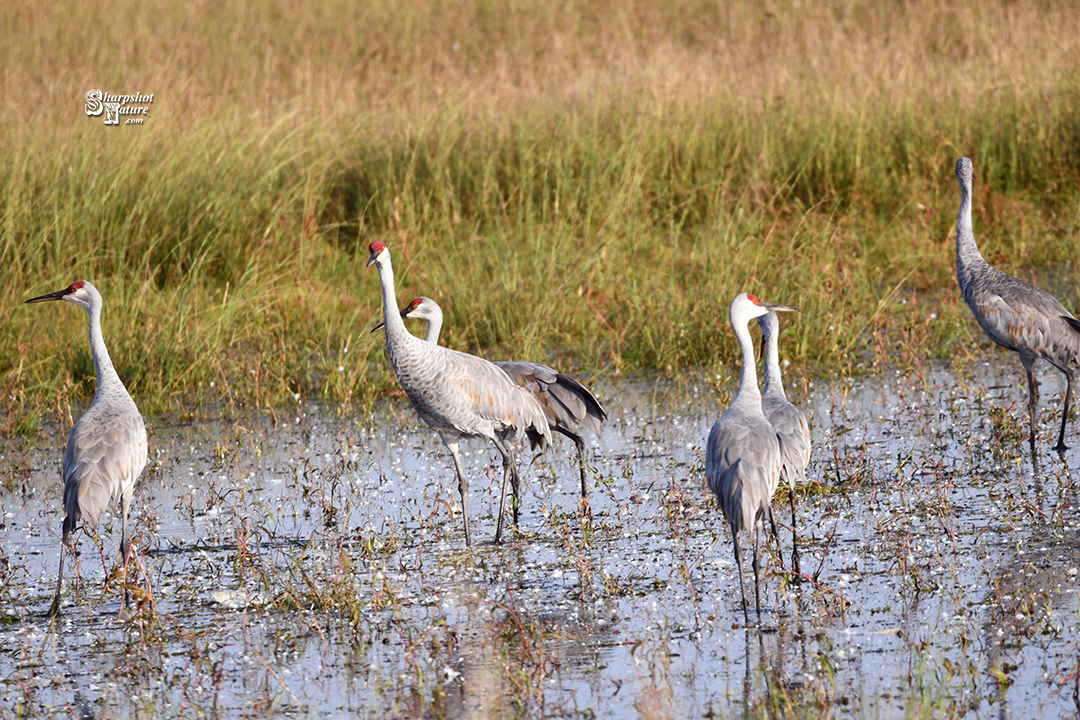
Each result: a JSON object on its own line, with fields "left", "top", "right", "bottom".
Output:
{"left": 764, "top": 302, "right": 799, "bottom": 314}
{"left": 25, "top": 287, "right": 72, "bottom": 304}
{"left": 370, "top": 320, "right": 386, "bottom": 334}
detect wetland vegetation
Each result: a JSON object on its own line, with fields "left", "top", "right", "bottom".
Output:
{"left": 3, "top": 0, "right": 1080, "bottom": 717}
{"left": 4, "top": 366, "right": 1080, "bottom": 717}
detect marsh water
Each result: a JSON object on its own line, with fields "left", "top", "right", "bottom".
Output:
{"left": 3, "top": 359, "right": 1080, "bottom": 718}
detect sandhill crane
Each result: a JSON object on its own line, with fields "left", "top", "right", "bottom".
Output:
{"left": 758, "top": 310, "right": 810, "bottom": 577}
{"left": 706, "top": 293, "right": 797, "bottom": 623}
{"left": 376, "top": 296, "right": 607, "bottom": 513}
{"left": 25, "top": 281, "right": 148, "bottom": 616}
{"left": 366, "top": 243, "right": 552, "bottom": 546}
{"left": 954, "top": 157, "right": 1080, "bottom": 453}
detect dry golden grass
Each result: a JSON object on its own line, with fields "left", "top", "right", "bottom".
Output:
{"left": 4, "top": 0, "right": 1078, "bottom": 134}
{"left": 2, "top": 0, "right": 1079, "bottom": 423}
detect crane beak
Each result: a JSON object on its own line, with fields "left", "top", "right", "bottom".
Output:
{"left": 370, "top": 320, "right": 385, "bottom": 334}
{"left": 25, "top": 287, "right": 71, "bottom": 304}
{"left": 765, "top": 303, "right": 799, "bottom": 314}
{"left": 366, "top": 248, "right": 380, "bottom": 268}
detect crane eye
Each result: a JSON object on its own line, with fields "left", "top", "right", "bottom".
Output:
{"left": 746, "top": 294, "right": 762, "bottom": 306}
{"left": 70, "top": 281, "right": 85, "bottom": 292}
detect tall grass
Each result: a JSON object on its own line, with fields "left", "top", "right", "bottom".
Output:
{"left": 2, "top": 0, "right": 1080, "bottom": 426}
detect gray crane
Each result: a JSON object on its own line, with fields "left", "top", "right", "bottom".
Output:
{"left": 954, "top": 157, "right": 1080, "bottom": 453}
{"left": 375, "top": 296, "right": 607, "bottom": 516}
{"left": 366, "top": 242, "right": 552, "bottom": 546}
{"left": 26, "top": 281, "right": 148, "bottom": 616}
{"left": 758, "top": 310, "right": 810, "bottom": 577}
{"left": 706, "top": 293, "right": 797, "bottom": 623}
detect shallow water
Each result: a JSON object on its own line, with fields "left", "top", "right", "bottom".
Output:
{"left": 3, "top": 359, "right": 1080, "bottom": 718}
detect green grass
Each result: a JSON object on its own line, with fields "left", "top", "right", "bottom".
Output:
{"left": 3, "top": 0, "right": 1080, "bottom": 429}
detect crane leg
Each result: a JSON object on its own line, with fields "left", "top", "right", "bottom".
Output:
{"left": 509, "top": 463, "right": 522, "bottom": 526}
{"left": 790, "top": 485, "right": 801, "bottom": 579}
{"left": 491, "top": 435, "right": 515, "bottom": 543}
{"left": 493, "top": 461, "right": 512, "bottom": 544}
{"left": 1021, "top": 355, "right": 1039, "bottom": 454}
{"left": 574, "top": 436, "right": 588, "bottom": 500}
{"left": 732, "top": 532, "right": 750, "bottom": 626}
{"left": 120, "top": 491, "right": 132, "bottom": 609}
{"left": 1053, "top": 365, "right": 1074, "bottom": 453}
{"left": 442, "top": 438, "right": 471, "bottom": 548}
{"left": 49, "top": 516, "right": 76, "bottom": 617}
{"left": 751, "top": 529, "right": 762, "bottom": 620}
{"left": 573, "top": 435, "right": 593, "bottom": 527}
{"left": 766, "top": 507, "right": 784, "bottom": 572}
{"left": 494, "top": 432, "right": 522, "bottom": 528}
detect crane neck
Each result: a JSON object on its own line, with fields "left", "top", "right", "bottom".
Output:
{"left": 422, "top": 316, "right": 442, "bottom": 344}
{"left": 956, "top": 176, "right": 987, "bottom": 281}
{"left": 84, "top": 300, "right": 124, "bottom": 399}
{"left": 760, "top": 318, "right": 786, "bottom": 401}
{"left": 732, "top": 316, "right": 762, "bottom": 407}
{"left": 373, "top": 256, "right": 411, "bottom": 347}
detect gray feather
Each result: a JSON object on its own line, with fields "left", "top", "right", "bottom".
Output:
{"left": 63, "top": 387, "right": 147, "bottom": 527}
{"left": 761, "top": 397, "right": 810, "bottom": 491}
{"left": 495, "top": 361, "right": 607, "bottom": 441}
{"left": 706, "top": 411, "right": 782, "bottom": 534}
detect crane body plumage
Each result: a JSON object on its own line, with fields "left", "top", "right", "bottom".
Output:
{"left": 706, "top": 293, "right": 796, "bottom": 622}
{"left": 954, "top": 157, "right": 1080, "bottom": 452}
{"left": 389, "top": 296, "right": 607, "bottom": 505}
{"left": 759, "top": 310, "right": 810, "bottom": 577}
{"left": 26, "top": 280, "right": 148, "bottom": 616}
{"left": 367, "top": 244, "right": 551, "bottom": 546}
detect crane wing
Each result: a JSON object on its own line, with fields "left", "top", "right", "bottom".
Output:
{"left": 762, "top": 398, "right": 811, "bottom": 490}
{"left": 965, "top": 268, "right": 1080, "bottom": 362}
{"left": 706, "top": 415, "right": 782, "bottom": 532}
{"left": 439, "top": 350, "right": 553, "bottom": 446}
{"left": 496, "top": 361, "right": 607, "bottom": 438}
{"left": 63, "top": 407, "right": 148, "bottom": 527}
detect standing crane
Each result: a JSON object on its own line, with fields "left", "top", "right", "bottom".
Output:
{"left": 954, "top": 157, "right": 1080, "bottom": 454}
{"left": 25, "top": 281, "right": 148, "bottom": 616}
{"left": 758, "top": 310, "right": 810, "bottom": 577}
{"left": 706, "top": 293, "right": 797, "bottom": 623}
{"left": 375, "top": 296, "right": 607, "bottom": 517}
{"left": 366, "top": 242, "right": 552, "bottom": 546}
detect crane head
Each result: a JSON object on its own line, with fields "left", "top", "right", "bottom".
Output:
{"left": 402, "top": 297, "right": 440, "bottom": 320}
{"left": 402, "top": 297, "right": 443, "bottom": 330}
{"left": 366, "top": 241, "right": 388, "bottom": 268}
{"left": 732, "top": 293, "right": 797, "bottom": 328}
{"left": 746, "top": 294, "right": 798, "bottom": 315}
{"left": 371, "top": 296, "right": 443, "bottom": 335}
{"left": 25, "top": 281, "right": 97, "bottom": 308}
{"left": 956, "top": 157, "right": 973, "bottom": 188}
